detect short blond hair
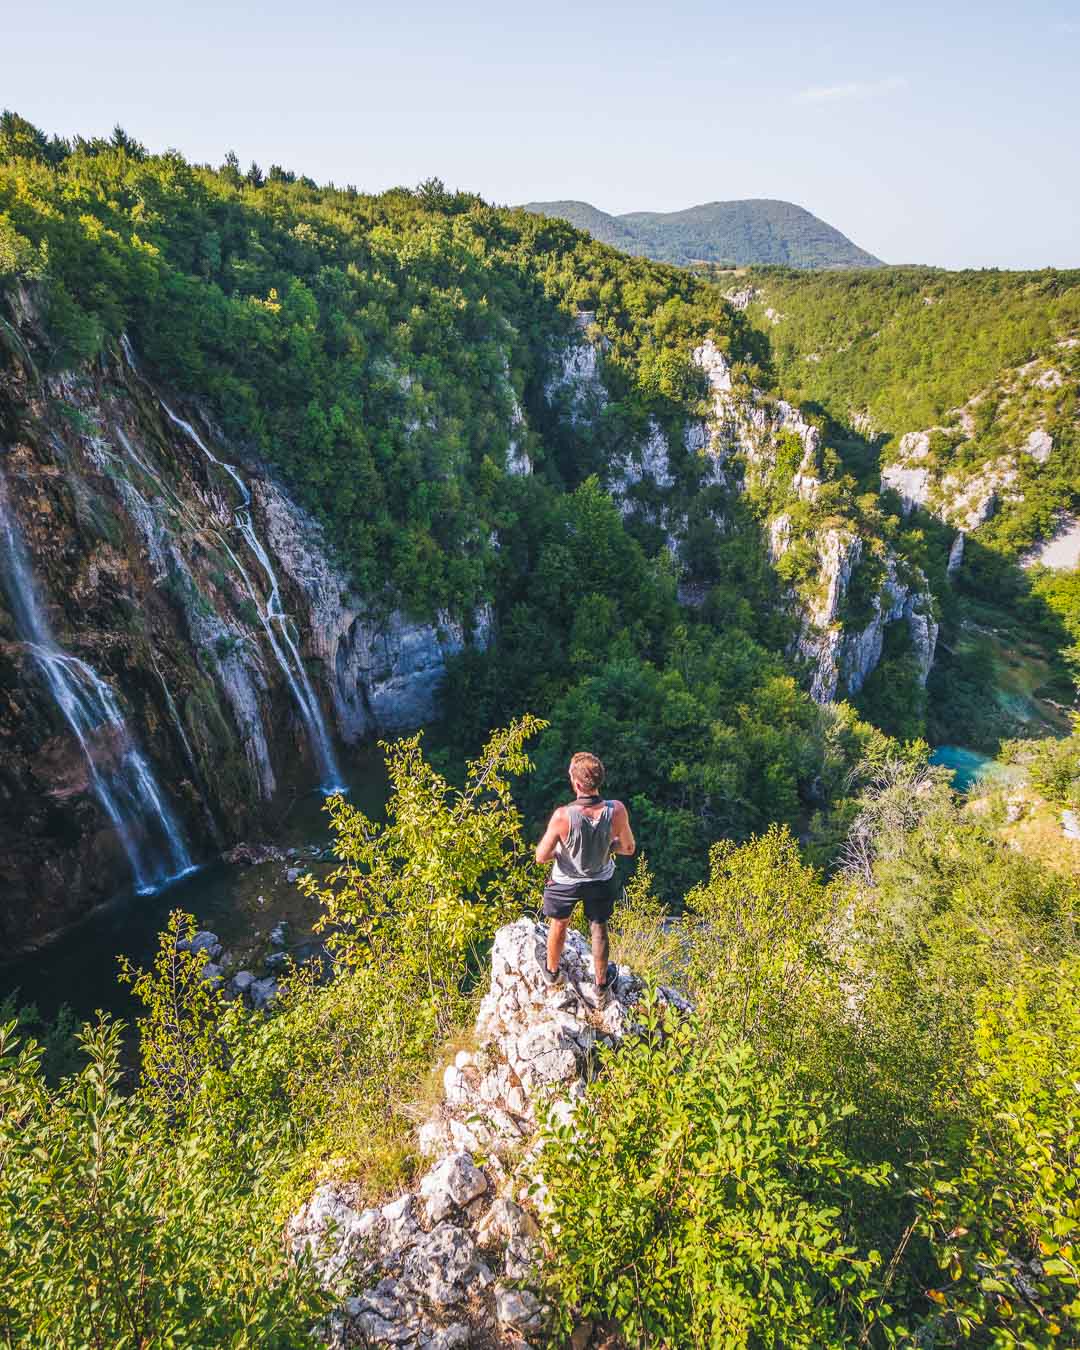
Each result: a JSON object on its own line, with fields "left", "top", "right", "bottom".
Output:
{"left": 569, "top": 752, "right": 605, "bottom": 793}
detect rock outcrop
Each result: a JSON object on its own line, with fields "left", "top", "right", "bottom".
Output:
{"left": 287, "top": 919, "right": 689, "bottom": 1348}
{"left": 543, "top": 311, "right": 609, "bottom": 428}
{"left": 878, "top": 345, "right": 1074, "bottom": 533}
{"left": 689, "top": 340, "right": 937, "bottom": 703}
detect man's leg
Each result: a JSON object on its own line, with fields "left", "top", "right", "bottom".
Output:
{"left": 547, "top": 917, "right": 570, "bottom": 976}
{"left": 591, "top": 920, "right": 610, "bottom": 986}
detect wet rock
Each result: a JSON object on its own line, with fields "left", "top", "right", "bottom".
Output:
{"left": 224, "top": 842, "right": 285, "bottom": 866}
{"left": 199, "top": 961, "right": 224, "bottom": 988}
{"left": 229, "top": 969, "right": 256, "bottom": 999}
{"left": 270, "top": 921, "right": 288, "bottom": 946}
{"left": 248, "top": 976, "right": 278, "bottom": 1010}
{"left": 178, "top": 929, "right": 222, "bottom": 960}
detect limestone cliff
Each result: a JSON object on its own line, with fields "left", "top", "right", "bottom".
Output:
{"left": 0, "top": 297, "right": 488, "bottom": 948}
{"left": 547, "top": 322, "right": 938, "bottom": 705}
{"left": 879, "top": 343, "right": 1077, "bottom": 534}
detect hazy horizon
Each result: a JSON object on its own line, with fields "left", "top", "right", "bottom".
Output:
{"left": 5, "top": 0, "right": 1078, "bottom": 269}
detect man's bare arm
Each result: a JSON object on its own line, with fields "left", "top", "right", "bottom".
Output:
{"left": 535, "top": 808, "right": 568, "bottom": 865}
{"left": 611, "top": 800, "right": 636, "bottom": 856}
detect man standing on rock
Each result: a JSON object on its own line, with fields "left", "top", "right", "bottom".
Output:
{"left": 534, "top": 751, "right": 635, "bottom": 1006}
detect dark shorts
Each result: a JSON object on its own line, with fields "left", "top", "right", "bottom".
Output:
{"left": 542, "top": 874, "right": 618, "bottom": 924}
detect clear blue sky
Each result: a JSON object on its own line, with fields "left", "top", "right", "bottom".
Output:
{"left": 5, "top": 0, "right": 1078, "bottom": 267}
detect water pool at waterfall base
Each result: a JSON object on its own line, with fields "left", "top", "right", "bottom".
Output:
{"left": 0, "top": 746, "right": 388, "bottom": 1035}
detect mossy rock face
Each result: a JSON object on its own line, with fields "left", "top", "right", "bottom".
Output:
{"left": 0, "top": 347, "right": 312, "bottom": 948}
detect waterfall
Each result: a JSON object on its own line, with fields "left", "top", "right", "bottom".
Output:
{"left": 160, "top": 397, "right": 345, "bottom": 793}
{"left": 234, "top": 512, "right": 345, "bottom": 792}
{"left": 160, "top": 400, "right": 251, "bottom": 507}
{"left": 0, "top": 469, "right": 195, "bottom": 893}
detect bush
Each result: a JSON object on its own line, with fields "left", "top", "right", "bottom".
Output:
{"left": 914, "top": 959, "right": 1080, "bottom": 1344}
{"left": 0, "top": 1017, "right": 328, "bottom": 1347}
{"left": 538, "top": 992, "right": 889, "bottom": 1347}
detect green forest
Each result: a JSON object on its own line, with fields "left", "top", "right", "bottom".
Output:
{"left": 523, "top": 198, "right": 883, "bottom": 269}
{"left": 2, "top": 112, "right": 1080, "bottom": 1347}
{"left": 0, "top": 110, "right": 894, "bottom": 896}
{"left": 738, "top": 266, "right": 1080, "bottom": 554}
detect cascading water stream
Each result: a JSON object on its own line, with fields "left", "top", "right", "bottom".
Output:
{"left": 160, "top": 399, "right": 251, "bottom": 506}
{"left": 0, "top": 468, "right": 194, "bottom": 893}
{"left": 158, "top": 394, "right": 345, "bottom": 793}
{"left": 232, "top": 512, "right": 345, "bottom": 792}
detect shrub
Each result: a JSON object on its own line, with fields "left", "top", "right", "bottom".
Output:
{"left": 914, "top": 959, "right": 1080, "bottom": 1344}
{"left": 537, "top": 992, "right": 889, "bottom": 1347}
{"left": 0, "top": 1017, "right": 328, "bottom": 1347}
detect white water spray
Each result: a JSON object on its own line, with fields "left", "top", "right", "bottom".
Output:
{"left": 0, "top": 468, "right": 195, "bottom": 893}
{"left": 160, "top": 400, "right": 251, "bottom": 506}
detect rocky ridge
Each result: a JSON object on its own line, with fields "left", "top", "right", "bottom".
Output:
{"left": 287, "top": 918, "right": 689, "bottom": 1348}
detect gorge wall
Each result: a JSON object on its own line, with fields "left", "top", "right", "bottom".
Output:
{"left": 0, "top": 293, "right": 486, "bottom": 949}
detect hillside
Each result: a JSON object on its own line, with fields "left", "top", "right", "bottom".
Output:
{"left": 0, "top": 111, "right": 928, "bottom": 943}
{"left": 730, "top": 266, "right": 1080, "bottom": 748}
{"left": 734, "top": 267, "right": 1080, "bottom": 554}
{"left": 522, "top": 197, "right": 883, "bottom": 269}
{"left": 5, "top": 112, "right": 1080, "bottom": 1350}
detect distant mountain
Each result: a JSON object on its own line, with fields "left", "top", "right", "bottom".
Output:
{"left": 521, "top": 198, "right": 883, "bottom": 270}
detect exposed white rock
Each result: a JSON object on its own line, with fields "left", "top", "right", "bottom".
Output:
{"left": 882, "top": 464, "right": 932, "bottom": 514}
{"left": 768, "top": 514, "right": 793, "bottom": 562}
{"left": 898, "top": 430, "right": 933, "bottom": 460}
{"left": 724, "top": 285, "right": 758, "bottom": 311}
{"left": 608, "top": 417, "right": 674, "bottom": 507}
{"left": 690, "top": 340, "right": 935, "bottom": 702}
{"left": 289, "top": 920, "right": 691, "bottom": 1345}
{"left": 1023, "top": 428, "right": 1053, "bottom": 464}
{"left": 808, "top": 530, "right": 861, "bottom": 631}
{"left": 419, "top": 1153, "right": 487, "bottom": 1224}
{"left": 506, "top": 388, "right": 531, "bottom": 475}
{"left": 1022, "top": 513, "right": 1080, "bottom": 571}
{"left": 690, "top": 339, "right": 820, "bottom": 485}
{"left": 940, "top": 459, "right": 1020, "bottom": 531}
{"left": 1034, "top": 366, "right": 1064, "bottom": 391}
{"left": 789, "top": 534, "right": 937, "bottom": 703}
{"left": 544, "top": 313, "right": 609, "bottom": 425}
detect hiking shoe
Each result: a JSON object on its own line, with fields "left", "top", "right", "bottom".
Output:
{"left": 596, "top": 963, "right": 619, "bottom": 1008}
{"left": 542, "top": 962, "right": 565, "bottom": 988}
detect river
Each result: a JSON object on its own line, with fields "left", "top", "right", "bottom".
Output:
{"left": 929, "top": 744, "right": 1003, "bottom": 792}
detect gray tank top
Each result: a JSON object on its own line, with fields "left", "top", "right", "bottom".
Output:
{"left": 551, "top": 799, "right": 616, "bottom": 883}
